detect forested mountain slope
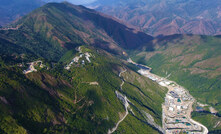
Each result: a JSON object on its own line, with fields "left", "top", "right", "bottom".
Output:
{"left": 0, "top": 2, "right": 152, "bottom": 61}
{"left": 0, "top": 2, "right": 166, "bottom": 133}
{"left": 131, "top": 34, "right": 221, "bottom": 132}
{"left": 0, "top": 46, "right": 167, "bottom": 133}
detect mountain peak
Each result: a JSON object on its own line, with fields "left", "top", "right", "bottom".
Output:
{"left": 2, "top": 2, "right": 152, "bottom": 61}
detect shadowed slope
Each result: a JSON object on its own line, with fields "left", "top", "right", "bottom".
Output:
{"left": 0, "top": 2, "right": 152, "bottom": 61}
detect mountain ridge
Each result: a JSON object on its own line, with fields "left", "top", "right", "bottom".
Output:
{"left": 0, "top": 1, "right": 221, "bottom": 133}
{"left": 0, "top": 2, "right": 153, "bottom": 61}
{"left": 0, "top": 3, "right": 166, "bottom": 133}
{"left": 90, "top": 0, "right": 221, "bottom": 36}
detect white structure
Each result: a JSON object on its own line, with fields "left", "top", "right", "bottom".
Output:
{"left": 65, "top": 52, "right": 93, "bottom": 70}
{"left": 169, "top": 107, "right": 174, "bottom": 111}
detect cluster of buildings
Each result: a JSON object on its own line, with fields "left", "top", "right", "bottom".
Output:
{"left": 162, "top": 79, "right": 205, "bottom": 133}
{"left": 134, "top": 65, "right": 205, "bottom": 134}
{"left": 65, "top": 52, "right": 92, "bottom": 70}
{"left": 23, "top": 61, "right": 44, "bottom": 74}
{"left": 127, "top": 59, "right": 208, "bottom": 134}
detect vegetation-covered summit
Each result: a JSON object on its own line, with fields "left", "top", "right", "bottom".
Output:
{"left": 0, "top": 2, "right": 153, "bottom": 61}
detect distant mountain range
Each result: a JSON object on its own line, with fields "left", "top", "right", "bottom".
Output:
{"left": 89, "top": 0, "right": 221, "bottom": 36}
{"left": 2, "top": 0, "right": 221, "bottom": 37}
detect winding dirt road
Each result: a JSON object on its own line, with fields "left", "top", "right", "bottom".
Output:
{"left": 108, "top": 69, "right": 128, "bottom": 134}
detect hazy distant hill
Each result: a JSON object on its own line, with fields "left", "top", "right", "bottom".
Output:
{"left": 0, "top": 0, "right": 45, "bottom": 26}
{"left": 90, "top": 0, "right": 221, "bottom": 36}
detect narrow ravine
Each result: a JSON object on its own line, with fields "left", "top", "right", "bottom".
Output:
{"left": 119, "top": 69, "right": 127, "bottom": 90}
{"left": 108, "top": 69, "right": 129, "bottom": 134}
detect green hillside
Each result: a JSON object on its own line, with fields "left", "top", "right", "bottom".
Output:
{"left": 0, "top": 46, "right": 166, "bottom": 133}
{"left": 131, "top": 34, "right": 221, "bottom": 132}
{"left": 0, "top": 2, "right": 152, "bottom": 61}
{"left": 0, "top": 2, "right": 167, "bottom": 133}
{"left": 3, "top": 1, "right": 221, "bottom": 133}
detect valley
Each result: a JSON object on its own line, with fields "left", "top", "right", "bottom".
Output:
{"left": 0, "top": 1, "right": 221, "bottom": 134}
{"left": 0, "top": 45, "right": 167, "bottom": 133}
{"left": 131, "top": 35, "right": 221, "bottom": 133}
{"left": 108, "top": 90, "right": 129, "bottom": 134}
{"left": 0, "top": 2, "right": 167, "bottom": 133}
{"left": 128, "top": 59, "right": 208, "bottom": 134}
